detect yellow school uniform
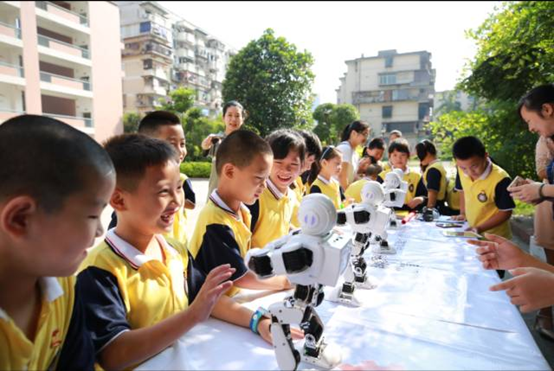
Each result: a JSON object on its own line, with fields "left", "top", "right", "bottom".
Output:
{"left": 345, "top": 177, "right": 371, "bottom": 204}
{"left": 0, "top": 276, "right": 93, "bottom": 370}
{"left": 308, "top": 175, "right": 343, "bottom": 209}
{"left": 290, "top": 176, "right": 305, "bottom": 228}
{"left": 378, "top": 168, "right": 422, "bottom": 205}
{"left": 78, "top": 231, "right": 205, "bottom": 358}
{"left": 422, "top": 160, "right": 447, "bottom": 201}
{"left": 188, "top": 190, "right": 252, "bottom": 296}
{"left": 456, "top": 161, "right": 515, "bottom": 239}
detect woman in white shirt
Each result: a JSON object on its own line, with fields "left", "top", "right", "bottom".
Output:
{"left": 336, "top": 120, "right": 370, "bottom": 190}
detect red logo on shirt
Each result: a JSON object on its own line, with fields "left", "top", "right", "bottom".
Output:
{"left": 50, "top": 329, "right": 62, "bottom": 349}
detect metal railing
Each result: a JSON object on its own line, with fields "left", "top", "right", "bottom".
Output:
{"left": 46, "top": 113, "right": 93, "bottom": 128}
{"left": 35, "top": 1, "right": 89, "bottom": 27}
{"left": 37, "top": 34, "right": 90, "bottom": 59}
{"left": 0, "top": 20, "right": 21, "bottom": 39}
{"left": 40, "top": 71, "right": 92, "bottom": 91}
{"left": 0, "top": 61, "right": 24, "bottom": 78}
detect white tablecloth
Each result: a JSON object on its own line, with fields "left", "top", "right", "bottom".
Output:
{"left": 138, "top": 220, "right": 550, "bottom": 370}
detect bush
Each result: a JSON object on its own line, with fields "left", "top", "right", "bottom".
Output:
{"left": 180, "top": 162, "right": 212, "bottom": 178}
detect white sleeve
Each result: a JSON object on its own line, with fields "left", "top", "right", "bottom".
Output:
{"left": 336, "top": 143, "right": 353, "bottom": 164}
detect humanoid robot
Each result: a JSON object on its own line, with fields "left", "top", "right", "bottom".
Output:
{"left": 328, "top": 181, "right": 392, "bottom": 306}
{"left": 246, "top": 194, "right": 351, "bottom": 371}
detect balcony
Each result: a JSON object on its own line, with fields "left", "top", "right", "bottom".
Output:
{"left": 40, "top": 71, "right": 92, "bottom": 98}
{"left": 0, "top": 61, "right": 25, "bottom": 86}
{"left": 143, "top": 68, "right": 169, "bottom": 82}
{"left": 38, "top": 34, "right": 90, "bottom": 59}
{"left": 35, "top": 1, "right": 89, "bottom": 29}
{"left": 44, "top": 112, "right": 94, "bottom": 130}
{"left": 0, "top": 108, "right": 25, "bottom": 124}
{"left": 0, "top": 20, "right": 21, "bottom": 41}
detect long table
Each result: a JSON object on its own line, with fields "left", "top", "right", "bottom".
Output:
{"left": 138, "top": 220, "right": 550, "bottom": 370}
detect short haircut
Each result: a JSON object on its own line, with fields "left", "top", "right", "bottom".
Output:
{"left": 388, "top": 138, "right": 410, "bottom": 156}
{"left": 452, "top": 136, "right": 486, "bottom": 160}
{"left": 266, "top": 129, "right": 306, "bottom": 164}
{"left": 297, "top": 129, "right": 322, "bottom": 158}
{"left": 517, "top": 84, "right": 554, "bottom": 121}
{"left": 367, "top": 137, "right": 385, "bottom": 150}
{"left": 215, "top": 130, "right": 272, "bottom": 175}
{"left": 415, "top": 139, "right": 437, "bottom": 161}
{"left": 103, "top": 134, "right": 178, "bottom": 191}
{"left": 138, "top": 110, "right": 181, "bottom": 136}
{"left": 0, "top": 115, "right": 114, "bottom": 212}
{"left": 365, "top": 163, "right": 383, "bottom": 178}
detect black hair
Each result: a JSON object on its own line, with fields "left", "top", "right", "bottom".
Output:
{"left": 266, "top": 129, "right": 306, "bottom": 164}
{"left": 307, "top": 146, "right": 342, "bottom": 185}
{"left": 215, "top": 130, "right": 272, "bottom": 175}
{"left": 367, "top": 137, "right": 385, "bottom": 150}
{"left": 365, "top": 163, "right": 383, "bottom": 178}
{"left": 103, "top": 134, "right": 178, "bottom": 191}
{"left": 222, "top": 100, "right": 245, "bottom": 117}
{"left": 138, "top": 110, "right": 181, "bottom": 135}
{"left": 340, "top": 120, "right": 370, "bottom": 142}
{"left": 452, "top": 136, "right": 486, "bottom": 160}
{"left": 297, "top": 129, "right": 322, "bottom": 159}
{"left": 517, "top": 84, "right": 554, "bottom": 122}
{"left": 415, "top": 139, "right": 437, "bottom": 161}
{"left": 0, "top": 115, "right": 114, "bottom": 212}
{"left": 388, "top": 138, "right": 410, "bottom": 156}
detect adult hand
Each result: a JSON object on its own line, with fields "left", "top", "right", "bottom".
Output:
{"left": 201, "top": 134, "right": 218, "bottom": 151}
{"left": 188, "top": 264, "right": 234, "bottom": 322}
{"left": 509, "top": 180, "right": 542, "bottom": 204}
{"left": 468, "top": 233, "right": 526, "bottom": 270}
{"left": 490, "top": 267, "right": 554, "bottom": 313}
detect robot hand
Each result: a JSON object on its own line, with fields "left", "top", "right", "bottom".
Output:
{"left": 422, "top": 207, "right": 440, "bottom": 222}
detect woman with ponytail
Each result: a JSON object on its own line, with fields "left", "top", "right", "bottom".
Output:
{"left": 336, "top": 120, "right": 370, "bottom": 190}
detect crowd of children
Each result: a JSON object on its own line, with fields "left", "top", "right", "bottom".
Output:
{"left": 3, "top": 84, "right": 554, "bottom": 369}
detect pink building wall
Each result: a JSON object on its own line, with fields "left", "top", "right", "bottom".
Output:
{"left": 20, "top": 2, "right": 41, "bottom": 114}
{"left": 90, "top": 2, "right": 123, "bottom": 142}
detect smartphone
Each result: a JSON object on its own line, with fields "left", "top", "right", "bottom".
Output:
{"left": 436, "top": 222, "right": 461, "bottom": 228}
{"left": 507, "top": 176, "right": 525, "bottom": 190}
{"left": 443, "top": 230, "right": 483, "bottom": 239}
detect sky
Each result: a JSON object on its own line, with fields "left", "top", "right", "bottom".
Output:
{"left": 159, "top": 1, "right": 500, "bottom": 104}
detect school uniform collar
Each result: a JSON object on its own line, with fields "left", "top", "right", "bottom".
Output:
{"left": 209, "top": 190, "right": 245, "bottom": 221}
{"left": 478, "top": 158, "right": 493, "bottom": 180}
{"left": 105, "top": 229, "right": 178, "bottom": 270}
{"left": 317, "top": 175, "right": 331, "bottom": 185}
{"left": 0, "top": 277, "right": 63, "bottom": 320}
{"left": 392, "top": 166, "right": 410, "bottom": 175}
{"left": 267, "top": 178, "right": 288, "bottom": 200}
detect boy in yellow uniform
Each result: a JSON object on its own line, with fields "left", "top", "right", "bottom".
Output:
{"left": 189, "top": 130, "right": 291, "bottom": 295}
{"left": 377, "top": 139, "right": 426, "bottom": 211}
{"left": 415, "top": 139, "right": 451, "bottom": 214}
{"left": 78, "top": 134, "right": 278, "bottom": 370}
{"left": 345, "top": 163, "right": 383, "bottom": 203}
{"left": 248, "top": 129, "right": 305, "bottom": 248}
{"left": 0, "top": 115, "right": 116, "bottom": 370}
{"left": 109, "top": 111, "right": 195, "bottom": 245}
{"left": 451, "top": 136, "right": 515, "bottom": 239}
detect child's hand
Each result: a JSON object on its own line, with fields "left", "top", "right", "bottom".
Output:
{"left": 468, "top": 233, "right": 525, "bottom": 270}
{"left": 258, "top": 319, "right": 305, "bottom": 345}
{"left": 490, "top": 267, "right": 554, "bottom": 313}
{"left": 451, "top": 213, "right": 466, "bottom": 222}
{"left": 407, "top": 197, "right": 424, "bottom": 210}
{"left": 188, "top": 264, "right": 235, "bottom": 323}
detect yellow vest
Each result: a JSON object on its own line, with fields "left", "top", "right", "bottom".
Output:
{"left": 345, "top": 178, "right": 371, "bottom": 204}
{"left": 423, "top": 161, "right": 447, "bottom": 201}
{"left": 458, "top": 163, "right": 512, "bottom": 239}
{"left": 378, "top": 168, "right": 422, "bottom": 205}
{"left": 308, "top": 176, "right": 342, "bottom": 209}
{"left": 446, "top": 177, "right": 461, "bottom": 211}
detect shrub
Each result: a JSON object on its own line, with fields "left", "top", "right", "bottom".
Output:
{"left": 180, "top": 161, "right": 212, "bottom": 178}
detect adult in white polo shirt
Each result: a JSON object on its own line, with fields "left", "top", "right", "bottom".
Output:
{"left": 336, "top": 120, "right": 370, "bottom": 190}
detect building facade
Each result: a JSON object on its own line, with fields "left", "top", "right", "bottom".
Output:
{"left": 0, "top": 1, "right": 123, "bottom": 142}
{"left": 336, "top": 49, "right": 435, "bottom": 147}
{"left": 118, "top": 1, "right": 236, "bottom": 116}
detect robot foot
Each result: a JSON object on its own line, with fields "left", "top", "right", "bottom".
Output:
{"left": 326, "top": 285, "right": 363, "bottom": 307}
{"left": 355, "top": 278, "right": 377, "bottom": 290}
{"left": 372, "top": 244, "right": 397, "bottom": 255}
{"left": 302, "top": 341, "right": 342, "bottom": 369}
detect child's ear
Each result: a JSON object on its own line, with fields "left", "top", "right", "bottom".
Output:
{"left": 110, "top": 188, "right": 127, "bottom": 212}
{"left": 0, "top": 196, "right": 37, "bottom": 238}
{"left": 222, "top": 163, "right": 235, "bottom": 180}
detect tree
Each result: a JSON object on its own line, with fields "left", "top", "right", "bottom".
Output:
{"left": 431, "top": 1, "right": 554, "bottom": 179}
{"left": 182, "top": 107, "right": 225, "bottom": 161}
{"left": 222, "top": 29, "right": 315, "bottom": 136}
{"left": 159, "top": 87, "right": 196, "bottom": 115}
{"left": 123, "top": 112, "right": 141, "bottom": 133}
{"left": 313, "top": 103, "right": 360, "bottom": 145}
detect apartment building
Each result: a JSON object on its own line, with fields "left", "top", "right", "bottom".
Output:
{"left": 0, "top": 1, "right": 123, "bottom": 142}
{"left": 336, "top": 49, "right": 435, "bottom": 147}
{"left": 118, "top": 1, "right": 236, "bottom": 116}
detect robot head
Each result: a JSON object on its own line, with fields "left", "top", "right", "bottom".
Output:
{"left": 384, "top": 169, "right": 404, "bottom": 189}
{"left": 361, "top": 181, "right": 385, "bottom": 205}
{"left": 298, "top": 194, "right": 336, "bottom": 236}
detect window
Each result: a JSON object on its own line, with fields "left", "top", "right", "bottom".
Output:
{"left": 392, "top": 89, "right": 409, "bottom": 101}
{"left": 143, "top": 59, "right": 152, "bottom": 70}
{"left": 419, "top": 103, "right": 430, "bottom": 120}
{"left": 379, "top": 73, "right": 396, "bottom": 85}
{"left": 382, "top": 106, "right": 393, "bottom": 119}
{"left": 385, "top": 56, "right": 393, "bottom": 68}
{"left": 140, "top": 22, "right": 151, "bottom": 33}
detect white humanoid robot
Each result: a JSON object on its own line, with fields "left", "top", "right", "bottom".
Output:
{"left": 328, "top": 181, "right": 392, "bottom": 306}
{"left": 245, "top": 194, "right": 351, "bottom": 371}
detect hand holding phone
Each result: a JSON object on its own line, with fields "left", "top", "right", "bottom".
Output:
{"left": 507, "top": 176, "right": 526, "bottom": 191}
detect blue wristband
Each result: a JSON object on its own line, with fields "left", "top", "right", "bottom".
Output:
{"left": 249, "top": 307, "right": 269, "bottom": 335}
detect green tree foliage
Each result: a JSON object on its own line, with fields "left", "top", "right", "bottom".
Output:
{"left": 222, "top": 29, "right": 315, "bottom": 136}
{"left": 123, "top": 112, "right": 141, "bottom": 133}
{"left": 159, "top": 87, "right": 196, "bottom": 115}
{"left": 432, "top": 1, "right": 554, "bottom": 179}
{"left": 313, "top": 103, "right": 360, "bottom": 145}
{"left": 183, "top": 107, "right": 224, "bottom": 161}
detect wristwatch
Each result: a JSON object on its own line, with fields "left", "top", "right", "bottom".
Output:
{"left": 539, "top": 183, "right": 547, "bottom": 201}
{"left": 250, "top": 307, "right": 270, "bottom": 335}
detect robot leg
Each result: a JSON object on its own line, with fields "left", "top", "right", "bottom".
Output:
{"left": 300, "top": 306, "right": 342, "bottom": 369}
